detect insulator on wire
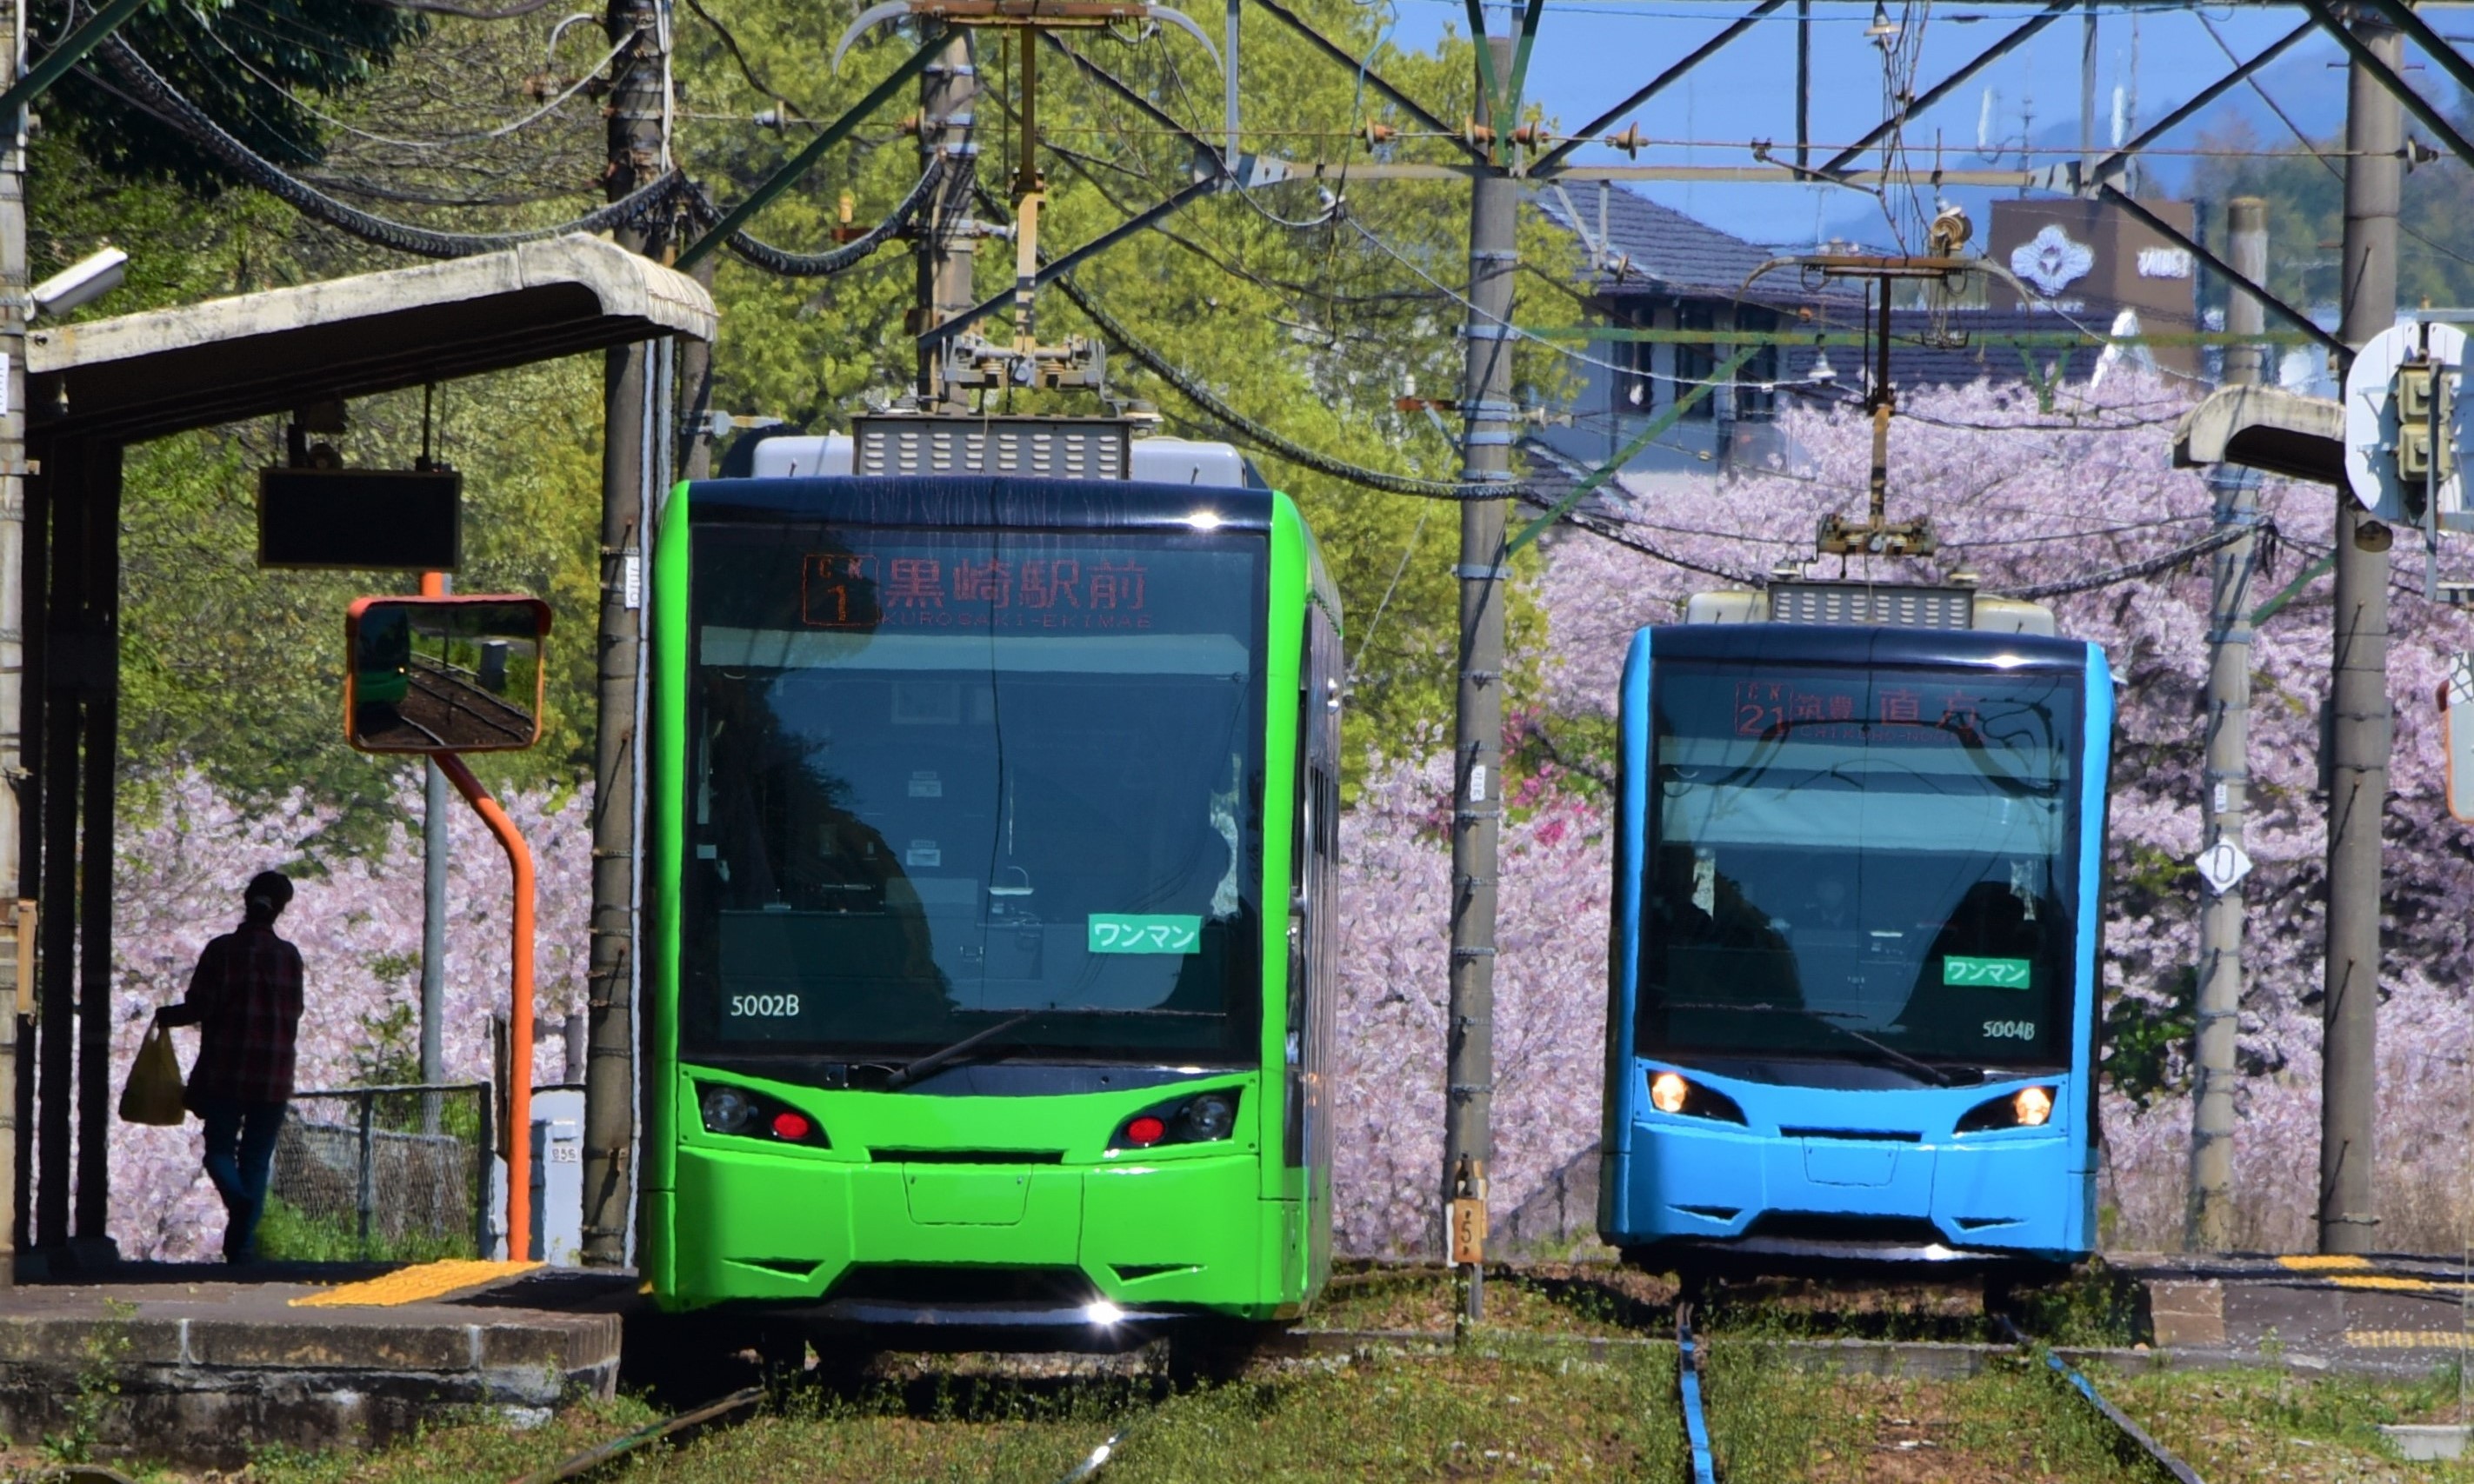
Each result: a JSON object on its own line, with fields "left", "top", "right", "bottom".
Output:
{"left": 1361, "top": 118, "right": 1397, "bottom": 146}
{"left": 1606, "top": 123, "right": 1647, "bottom": 157}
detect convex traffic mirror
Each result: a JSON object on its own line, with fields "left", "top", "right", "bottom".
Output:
{"left": 346, "top": 596, "right": 552, "bottom": 753}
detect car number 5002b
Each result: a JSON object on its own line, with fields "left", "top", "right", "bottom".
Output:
{"left": 730, "top": 994, "right": 801, "bottom": 1017}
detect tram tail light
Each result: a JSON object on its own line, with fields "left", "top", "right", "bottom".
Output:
{"left": 695, "top": 1082, "right": 830, "bottom": 1147}
{"left": 1956, "top": 1085, "right": 2058, "bottom": 1134}
{"left": 1110, "top": 1089, "right": 1244, "bottom": 1151}
{"left": 1642, "top": 1069, "right": 1746, "bottom": 1125}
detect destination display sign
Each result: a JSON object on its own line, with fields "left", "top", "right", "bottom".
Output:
{"left": 1728, "top": 675, "right": 1991, "bottom": 746}
{"left": 695, "top": 525, "right": 1258, "bottom": 641}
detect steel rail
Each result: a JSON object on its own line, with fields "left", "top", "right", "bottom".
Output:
{"left": 1052, "top": 1421, "right": 1135, "bottom": 1483}
{"left": 1994, "top": 1315, "right": 2206, "bottom": 1484}
{"left": 505, "top": 1387, "right": 765, "bottom": 1484}
{"left": 1676, "top": 1308, "right": 1719, "bottom": 1484}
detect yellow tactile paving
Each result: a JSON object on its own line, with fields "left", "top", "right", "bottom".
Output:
{"left": 2277, "top": 1254, "right": 2376, "bottom": 1272}
{"left": 2347, "top": 1330, "right": 2474, "bottom": 1348}
{"left": 289, "top": 1259, "right": 541, "bottom": 1308}
{"left": 2329, "top": 1274, "right": 2466, "bottom": 1293}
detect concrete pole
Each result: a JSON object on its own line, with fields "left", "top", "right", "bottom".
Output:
{"left": 1444, "top": 34, "right": 1515, "bottom": 1322}
{"left": 917, "top": 32, "right": 977, "bottom": 405}
{"left": 2322, "top": 19, "right": 2399, "bottom": 1257}
{"left": 2188, "top": 196, "right": 2266, "bottom": 1251}
{"left": 0, "top": 0, "right": 24, "bottom": 1286}
{"left": 582, "top": 0, "right": 664, "bottom": 1268}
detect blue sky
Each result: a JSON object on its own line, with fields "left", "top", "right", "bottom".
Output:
{"left": 1363, "top": 1, "right": 2355, "bottom": 247}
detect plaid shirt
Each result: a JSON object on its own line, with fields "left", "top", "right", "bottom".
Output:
{"left": 163, "top": 921, "right": 304, "bottom": 1107}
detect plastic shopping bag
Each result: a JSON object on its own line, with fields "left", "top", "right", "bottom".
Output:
{"left": 118, "top": 1024, "right": 187, "bottom": 1126}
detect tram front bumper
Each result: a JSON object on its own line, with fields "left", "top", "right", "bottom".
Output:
{"left": 1611, "top": 1114, "right": 2087, "bottom": 1263}
{"left": 660, "top": 1144, "right": 1288, "bottom": 1321}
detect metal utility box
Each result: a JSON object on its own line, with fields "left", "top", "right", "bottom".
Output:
{"left": 528, "top": 1087, "right": 585, "bottom": 1266}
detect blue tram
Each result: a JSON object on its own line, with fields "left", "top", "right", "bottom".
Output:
{"left": 1599, "top": 597, "right": 2111, "bottom": 1269}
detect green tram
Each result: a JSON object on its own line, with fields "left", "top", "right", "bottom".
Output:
{"left": 645, "top": 469, "right": 1342, "bottom": 1350}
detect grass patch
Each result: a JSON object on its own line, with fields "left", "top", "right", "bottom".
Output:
{"left": 1702, "top": 1343, "right": 2144, "bottom": 1482}
{"left": 2109, "top": 1362, "right": 2474, "bottom": 1481}
{"left": 254, "top": 1195, "right": 470, "bottom": 1265}
{"left": 227, "top": 1347, "right": 1683, "bottom": 1482}
{"left": 1310, "top": 1267, "right": 1655, "bottom": 1340}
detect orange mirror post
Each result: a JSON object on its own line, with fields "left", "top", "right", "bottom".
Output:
{"left": 437, "top": 753, "right": 536, "bottom": 1263}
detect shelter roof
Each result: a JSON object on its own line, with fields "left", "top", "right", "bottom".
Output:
{"left": 26, "top": 235, "right": 715, "bottom": 443}
{"left": 2172, "top": 383, "right": 2343, "bottom": 485}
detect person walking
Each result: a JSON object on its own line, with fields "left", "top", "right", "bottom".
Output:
{"left": 155, "top": 871, "right": 303, "bottom": 1264}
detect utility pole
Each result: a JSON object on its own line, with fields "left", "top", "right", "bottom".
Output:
{"left": 582, "top": 0, "right": 664, "bottom": 1269}
{"left": 915, "top": 33, "right": 977, "bottom": 403}
{"left": 2322, "top": 17, "right": 2399, "bottom": 1257}
{"left": 2188, "top": 196, "right": 2265, "bottom": 1251}
{"left": 1444, "top": 33, "right": 1514, "bottom": 1322}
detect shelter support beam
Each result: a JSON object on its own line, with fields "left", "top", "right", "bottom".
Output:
{"left": 71, "top": 438, "right": 113, "bottom": 1247}
{"left": 0, "top": 0, "right": 25, "bottom": 1284}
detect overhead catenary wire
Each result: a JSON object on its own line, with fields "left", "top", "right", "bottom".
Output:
{"left": 192, "top": 18, "right": 631, "bottom": 151}
{"left": 97, "top": 31, "right": 691, "bottom": 257}
{"left": 96, "top": 28, "right": 942, "bottom": 270}
{"left": 693, "top": 153, "right": 953, "bottom": 276}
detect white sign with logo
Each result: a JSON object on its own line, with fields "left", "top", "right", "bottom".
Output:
{"left": 2011, "top": 223, "right": 2095, "bottom": 297}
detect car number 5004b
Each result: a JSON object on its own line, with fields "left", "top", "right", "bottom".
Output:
{"left": 1982, "top": 1020, "right": 2036, "bottom": 1041}
{"left": 730, "top": 995, "right": 801, "bottom": 1017}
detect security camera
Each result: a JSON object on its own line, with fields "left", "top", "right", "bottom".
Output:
{"left": 29, "top": 247, "right": 128, "bottom": 320}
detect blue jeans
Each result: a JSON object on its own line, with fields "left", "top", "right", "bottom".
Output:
{"left": 194, "top": 1095, "right": 286, "bottom": 1261}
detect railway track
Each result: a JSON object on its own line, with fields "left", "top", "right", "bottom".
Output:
{"left": 1656, "top": 1304, "right": 2213, "bottom": 1482}
{"left": 504, "top": 1387, "right": 764, "bottom": 1484}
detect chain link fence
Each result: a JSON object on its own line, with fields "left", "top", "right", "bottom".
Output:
{"left": 263, "top": 1083, "right": 494, "bottom": 1261}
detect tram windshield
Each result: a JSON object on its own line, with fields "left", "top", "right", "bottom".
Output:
{"left": 1636, "top": 660, "right": 2083, "bottom": 1073}
{"left": 683, "top": 522, "right": 1265, "bottom": 1066}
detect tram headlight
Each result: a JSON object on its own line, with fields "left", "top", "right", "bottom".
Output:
{"left": 1182, "top": 1093, "right": 1237, "bottom": 1142}
{"left": 1642, "top": 1069, "right": 1747, "bottom": 1124}
{"left": 700, "top": 1086, "right": 758, "bottom": 1135}
{"left": 1955, "top": 1085, "right": 2059, "bottom": 1133}
{"left": 1110, "top": 1088, "right": 1244, "bottom": 1151}
{"left": 694, "top": 1082, "right": 830, "bottom": 1146}
{"left": 2012, "top": 1086, "right": 2054, "bottom": 1128}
